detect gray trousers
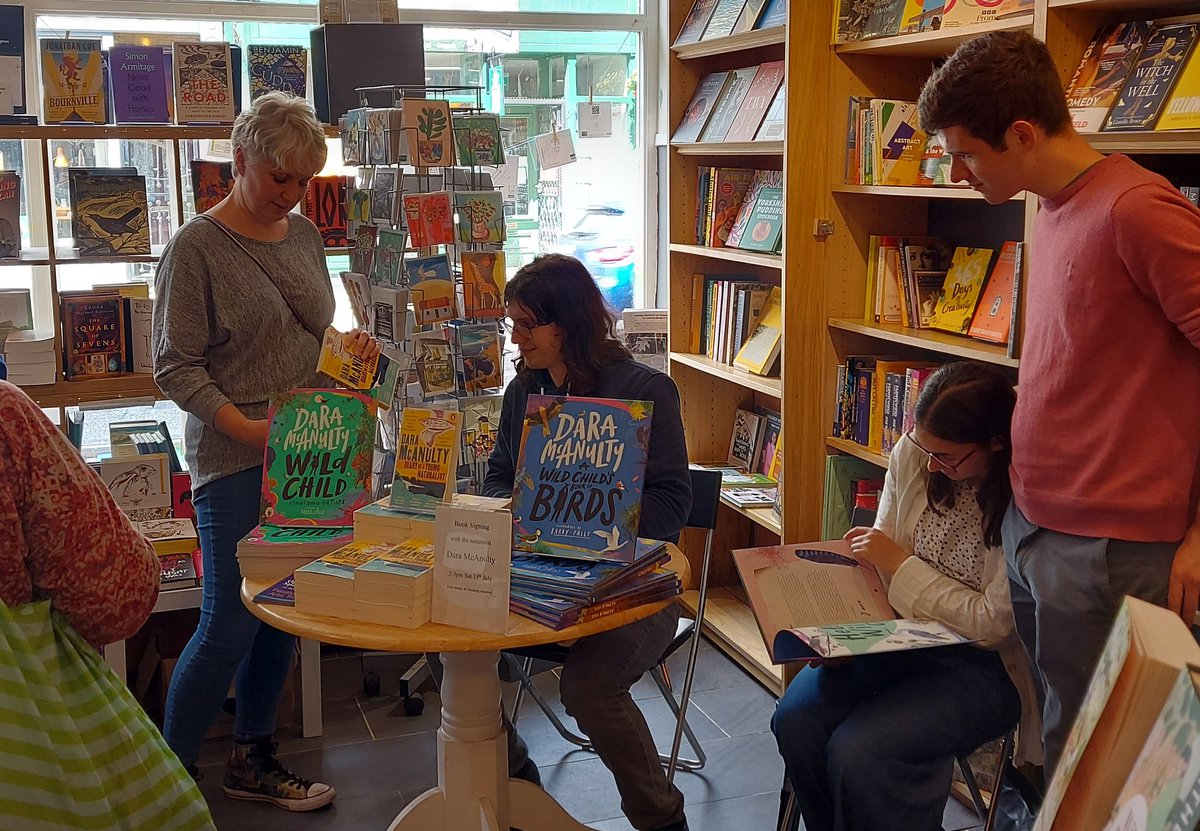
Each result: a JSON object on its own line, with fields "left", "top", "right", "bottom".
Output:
{"left": 511, "top": 605, "right": 686, "bottom": 831}
{"left": 1002, "top": 501, "right": 1177, "bottom": 777}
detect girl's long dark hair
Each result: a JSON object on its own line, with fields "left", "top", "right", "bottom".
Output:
{"left": 913, "top": 361, "right": 1016, "bottom": 548}
{"left": 504, "top": 254, "right": 630, "bottom": 394}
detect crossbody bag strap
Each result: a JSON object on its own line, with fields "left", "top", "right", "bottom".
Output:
{"left": 194, "top": 214, "right": 325, "bottom": 344}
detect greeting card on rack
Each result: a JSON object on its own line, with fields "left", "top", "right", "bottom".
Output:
{"left": 403, "top": 191, "right": 455, "bottom": 248}
{"left": 403, "top": 98, "right": 456, "bottom": 167}
{"left": 453, "top": 112, "right": 505, "bottom": 166}
{"left": 460, "top": 250, "right": 506, "bottom": 319}
{"left": 370, "top": 167, "right": 398, "bottom": 225}
{"left": 413, "top": 330, "right": 455, "bottom": 396}
{"left": 534, "top": 130, "right": 577, "bottom": 170}
{"left": 406, "top": 253, "right": 456, "bottom": 324}
{"left": 372, "top": 228, "right": 406, "bottom": 286}
{"left": 453, "top": 191, "right": 506, "bottom": 244}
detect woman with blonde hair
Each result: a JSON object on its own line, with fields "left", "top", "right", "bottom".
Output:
{"left": 153, "top": 91, "right": 378, "bottom": 811}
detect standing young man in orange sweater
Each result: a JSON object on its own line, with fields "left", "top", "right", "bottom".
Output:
{"left": 918, "top": 30, "right": 1200, "bottom": 777}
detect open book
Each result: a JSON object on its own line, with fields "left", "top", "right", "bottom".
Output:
{"left": 732, "top": 540, "right": 971, "bottom": 663}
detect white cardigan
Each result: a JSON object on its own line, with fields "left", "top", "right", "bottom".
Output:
{"left": 876, "top": 435, "right": 1043, "bottom": 766}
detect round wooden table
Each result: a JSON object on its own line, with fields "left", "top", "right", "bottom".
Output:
{"left": 241, "top": 544, "right": 689, "bottom": 831}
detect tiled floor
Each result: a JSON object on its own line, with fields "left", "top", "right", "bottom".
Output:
{"left": 193, "top": 640, "right": 984, "bottom": 830}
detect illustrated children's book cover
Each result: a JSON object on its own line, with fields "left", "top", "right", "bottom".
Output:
{"left": 389, "top": 407, "right": 463, "bottom": 515}
{"left": 316, "top": 326, "right": 382, "bottom": 391}
{"left": 403, "top": 98, "right": 456, "bottom": 167}
{"left": 40, "top": 39, "right": 106, "bottom": 123}
{"left": 403, "top": 191, "right": 455, "bottom": 248}
{"left": 1103, "top": 665, "right": 1200, "bottom": 831}
{"left": 454, "top": 190, "right": 506, "bottom": 245}
{"left": 406, "top": 253, "right": 456, "bottom": 324}
{"left": 172, "top": 42, "right": 235, "bottom": 125}
{"left": 774, "top": 619, "right": 971, "bottom": 662}
{"left": 109, "top": 45, "right": 169, "bottom": 123}
{"left": 460, "top": 250, "right": 506, "bottom": 319}
{"left": 247, "top": 44, "right": 307, "bottom": 101}
{"left": 259, "top": 388, "right": 378, "bottom": 526}
{"left": 100, "top": 452, "right": 172, "bottom": 520}
{"left": 510, "top": 394, "right": 654, "bottom": 563}
{"left": 191, "top": 159, "right": 234, "bottom": 214}
{"left": 929, "top": 246, "right": 995, "bottom": 335}
{"left": 452, "top": 112, "right": 505, "bottom": 166}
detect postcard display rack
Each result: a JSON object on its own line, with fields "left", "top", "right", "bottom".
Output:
{"left": 341, "top": 84, "right": 507, "bottom": 496}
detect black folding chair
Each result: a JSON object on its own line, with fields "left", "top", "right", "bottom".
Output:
{"left": 507, "top": 467, "right": 724, "bottom": 780}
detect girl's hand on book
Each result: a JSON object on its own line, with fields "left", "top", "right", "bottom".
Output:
{"left": 344, "top": 329, "right": 381, "bottom": 363}
{"left": 844, "top": 526, "right": 908, "bottom": 576}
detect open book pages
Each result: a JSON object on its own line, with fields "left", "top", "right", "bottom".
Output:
{"left": 774, "top": 619, "right": 971, "bottom": 662}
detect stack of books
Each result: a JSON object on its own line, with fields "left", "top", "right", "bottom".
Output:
{"left": 509, "top": 540, "right": 681, "bottom": 630}
{"left": 354, "top": 493, "right": 510, "bottom": 543}
{"left": 237, "top": 526, "right": 356, "bottom": 581}
{"left": 293, "top": 540, "right": 388, "bottom": 620}
{"left": 353, "top": 538, "right": 435, "bottom": 628}
{"left": 3, "top": 330, "right": 55, "bottom": 386}
{"left": 136, "top": 517, "right": 202, "bottom": 589}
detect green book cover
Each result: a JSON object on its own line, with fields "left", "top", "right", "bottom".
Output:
{"left": 736, "top": 185, "right": 783, "bottom": 253}
{"left": 260, "top": 388, "right": 378, "bottom": 527}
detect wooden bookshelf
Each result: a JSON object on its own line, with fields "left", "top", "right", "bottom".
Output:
{"left": 825, "top": 437, "right": 888, "bottom": 469}
{"left": 1086, "top": 130, "right": 1200, "bottom": 154}
{"left": 670, "top": 351, "right": 782, "bottom": 396}
{"left": 672, "top": 140, "right": 785, "bottom": 156}
{"left": 828, "top": 318, "right": 1020, "bottom": 367}
{"left": 0, "top": 124, "right": 333, "bottom": 411}
{"left": 720, "top": 497, "right": 784, "bottom": 535}
{"left": 681, "top": 586, "right": 783, "bottom": 695}
{"left": 21, "top": 374, "right": 162, "bottom": 409}
{"left": 673, "top": 25, "right": 787, "bottom": 60}
{"left": 834, "top": 15, "right": 1034, "bottom": 57}
{"left": 832, "top": 184, "right": 1027, "bottom": 201}
{"left": 668, "top": 242, "right": 784, "bottom": 269}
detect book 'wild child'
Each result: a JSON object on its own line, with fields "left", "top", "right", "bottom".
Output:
{"left": 511, "top": 395, "right": 653, "bottom": 563}
{"left": 260, "top": 388, "right": 377, "bottom": 526}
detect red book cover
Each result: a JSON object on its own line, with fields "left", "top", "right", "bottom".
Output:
{"left": 723, "top": 61, "right": 785, "bottom": 142}
{"left": 707, "top": 167, "right": 756, "bottom": 248}
{"left": 61, "top": 293, "right": 126, "bottom": 379}
{"left": 171, "top": 472, "right": 195, "bottom": 522}
{"left": 403, "top": 191, "right": 454, "bottom": 248}
{"left": 967, "top": 240, "right": 1019, "bottom": 344}
{"left": 304, "top": 175, "right": 350, "bottom": 249}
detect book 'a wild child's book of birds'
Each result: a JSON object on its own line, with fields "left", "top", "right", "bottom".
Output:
{"left": 510, "top": 395, "right": 653, "bottom": 564}
{"left": 260, "top": 388, "right": 377, "bottom": 526}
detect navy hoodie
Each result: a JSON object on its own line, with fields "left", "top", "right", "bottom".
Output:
{"left": 482, "top": 358, "right": 692, "bottom": 543}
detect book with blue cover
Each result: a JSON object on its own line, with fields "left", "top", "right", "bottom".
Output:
{"left": 511, "top": 539, "right": 669, "bottom": 600}
{"left": 510, "top": 395, "right": 653, "bottom": 563}
{"left": 247, "top": 44, "right": 306, "bottom": 101}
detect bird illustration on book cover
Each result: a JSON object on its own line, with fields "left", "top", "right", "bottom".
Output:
{"left": 72, "top": 175, "right": 151, "bottom": 256}
{"left": 510, "top": 395, "right": 653, "bottom": 563}
{"left": 259, "top": 389, "right": 378, "bottom": 526}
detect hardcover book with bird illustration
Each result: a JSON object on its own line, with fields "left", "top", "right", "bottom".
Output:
{"left": 510, "top": 395, "right": 653, "bottom": 564}
{"left": 70, "top": 173, "right": 150, "bottom": 256}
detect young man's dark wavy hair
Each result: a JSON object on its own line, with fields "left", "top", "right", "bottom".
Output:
{"left": 912, "top": 361, "right": 1016, "bottom": 549}
{"left": 918, "top": 30, "right": 1071, "bottom": 150}
{"left": 504, "top": 253, "right": 630, "bottom": 395}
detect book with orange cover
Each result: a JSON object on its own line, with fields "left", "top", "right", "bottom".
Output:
{"left": 967, "top": 241, "right": 1021, "bottom": 344}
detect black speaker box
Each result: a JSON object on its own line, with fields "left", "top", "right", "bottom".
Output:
{"left": 310, "top": 23, "right": 425, "bottom": 125}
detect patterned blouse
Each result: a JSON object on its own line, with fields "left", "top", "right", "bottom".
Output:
{"left": 912, "top": 480, "right": 986, "bottom": 592}
{"left": 0, "top": 381, "right": 159, "bottom": 646}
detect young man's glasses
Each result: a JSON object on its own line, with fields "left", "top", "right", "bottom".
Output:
{"left": 905, "top": 431, "right": 980, "bottom": 474}
{"left": 502, "top": 317, "right": 553, "bottom": 339}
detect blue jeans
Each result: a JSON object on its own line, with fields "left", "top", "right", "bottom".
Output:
{"left": 163, "top": 466, "right": 296, "bottom": 768}
{"left": 772, "top": 645, "right": 1019, "bottom": 831}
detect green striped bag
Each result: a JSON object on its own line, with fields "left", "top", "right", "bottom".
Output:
{"left": 0, "top": 599, "right": 215, "bottom": 831}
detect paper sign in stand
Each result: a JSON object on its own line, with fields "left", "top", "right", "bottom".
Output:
{"left": 432, "top": 504, "right": 512, "bottom": 634}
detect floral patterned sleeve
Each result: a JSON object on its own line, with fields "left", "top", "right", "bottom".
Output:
{"left": 0, "top": 381, "right": 159, "bottom": 646}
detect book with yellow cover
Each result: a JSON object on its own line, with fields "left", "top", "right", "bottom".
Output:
{"left": 874, "top": 100, "right": 925, "bottom": 187}
{"left": 928, "top": 247, "right": 995, "bottom": 336}
{"left": 41, "top": 39, "right": 106, "bottom": 123}
{"left": 733, "top": 285, "right": 782, "bottom": 376}
{"left": 316, "top": 326, "right": 380, "bottom": 390}
{"left": 389, "top": 407, "right": 462, "bottom": 516}
{"left": 1156, "top": 47, "right": 1200, "bottom": 131}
